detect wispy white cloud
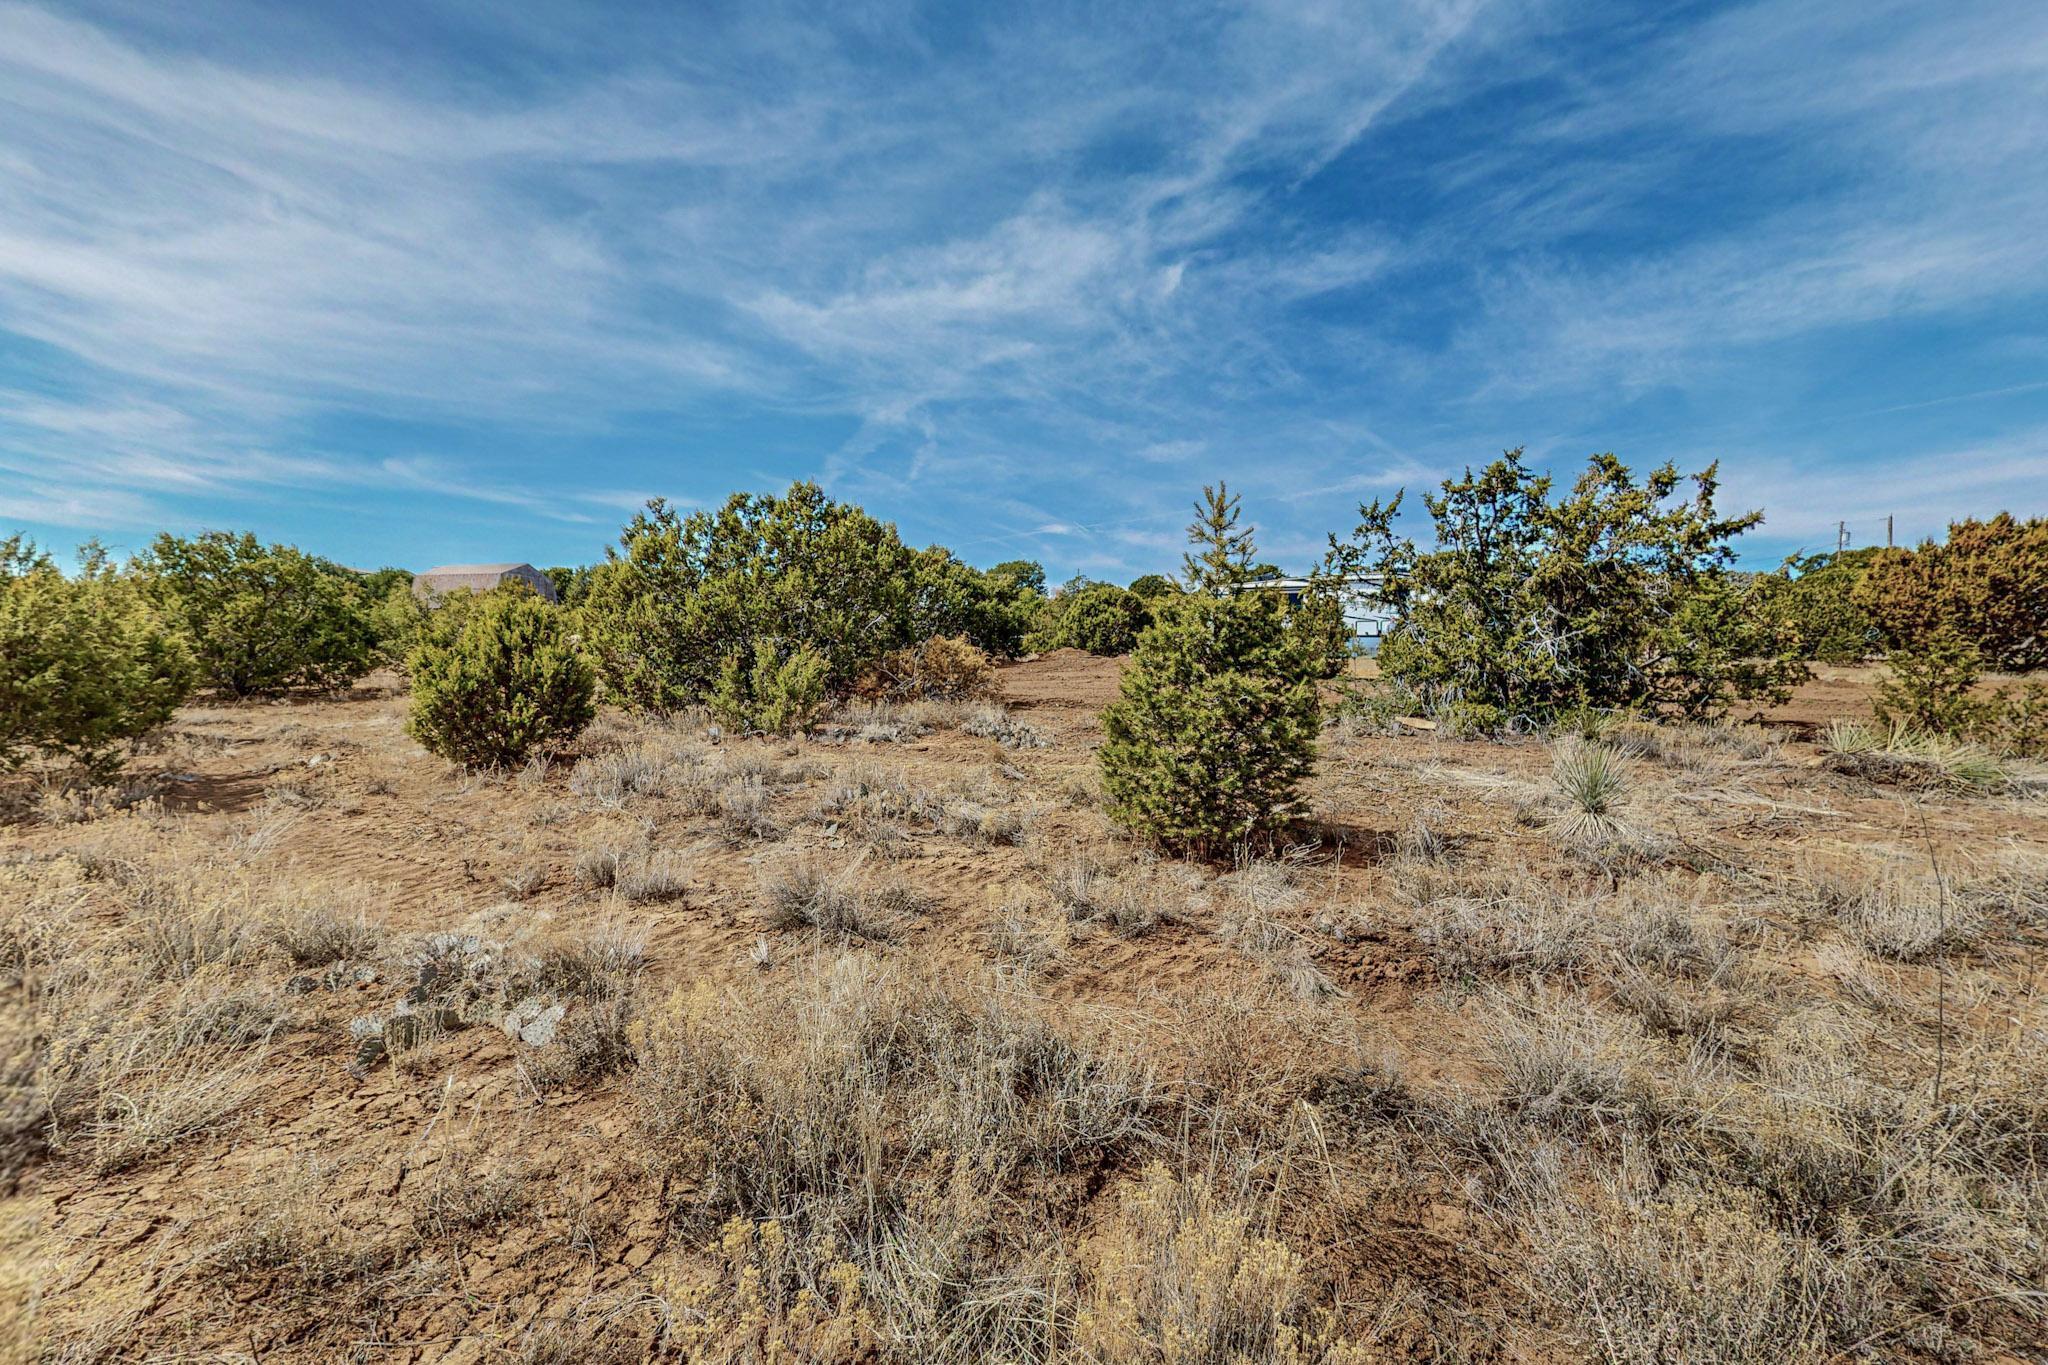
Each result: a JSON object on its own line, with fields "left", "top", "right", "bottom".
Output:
{"left": 0, "top": 0, "right": 2042, "bottom": 575}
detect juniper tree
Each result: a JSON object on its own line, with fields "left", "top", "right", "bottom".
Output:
{"left": 1328, "top": 449, "right": 1799, "bottom": 723}
{"left": 1100, "top": 493, "right": 1323, "bottom": 855}
{"left": 1, "top": 537, "right": 195, "bottom": 776}
{"left": 132, "top": 530, "right": 375, "bottom": 697}
{"left": 407, "top": 591, "right": 594, "bottom": 768}
{"left": 1182, "top": 483, "right": 1257, "bottom": 592}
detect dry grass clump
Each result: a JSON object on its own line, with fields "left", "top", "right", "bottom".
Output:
{"left": 984, "top": 908, "right": 1066, "bottom": 971}
{"left": 1841, "top": 869, "right": 1980, "bottom": 962}
{"left": 856, "top": 635, "right": 997, "bottom": 702}
{"left": 1513, "top": 1155, "right": 1843, "bottom": 1364}
{"left": 506, "top": 1307, "right": 656, "bottom": 1365}
{"left": 633, "top": 959, "right": 1160, "bottom": 1356}
{"left": 1216, "top": 858, "right": 1342, "bottom": 1000}
{"left": 1479, "top": 986, "right": 1707, "bottom": 1138}
{"left": 36, "top": 969, "right": 283, "bottom": 1173}
{"left": 961, "top": 702, "right": 1050, "bottom": 750}
{"left": 572, "top": 843, "right": 622, "bottom": 890}
{"left": 529, "top": 989, "right": 640, "bottom": 1087}
{"left": 1388, "top": 807, "right": 1452, "bottom": 863}
{"left": 1072, "top": 1163, "right": 1346, "bottom": 1363}
{"left": 757, "top": 856, "right": 917, "bottom": 942}
{"left": 1821, "top": 720, "right": 2011, "bottom": 793}
{"left": 1799, "top": 852, "right": 1986, "bottom": 961}
{"left": 632, "top": 967, "right": 1387, "bottom": 1359}
{"left": 500, "top": 861, "right": 548, "bottom": 897}
{"left": 569, "top": 742, "right": 693, "bottom": 805}
{"left": 715, "top": 774, "right": 782, "bottom": 843}
{"left": 819, "top": 698, "right": 972, "bottom": 743}
{"left": 1046, "top": 852, "right": 1162, "bottom": 938}
{"left": 811, "top": 760, "right": 944, "bottom": 828}
{"left": 268, "top": 891, "right": 382, "bottom": 966}
{"left": 1414, "top": 884, "right": 1602, "bottom": 981}
{"left": 613, "top": 850, "right": 690, "bottom": 903}
{"left": 1613, "top": 718, "right": 1782, "bottom": 771}
{"left": 1606, "top": 964, "right": 1745, "bottom": 1047}
{"left": 637, "top": 960, "right": 1158, "bottom": 1199}
{"left": 205, "top": 1156, "right": 409, "bottom": 1294}
{"left": 532, "top": 915, "right": 647, "bottom": 999}
{"left": 810, "top": 758, "right": 1030, "bottom": 853}
{"left": 25, "top": 779, "right": 164, "bottom": 827}
{"left": 1457, "top": 973, "right": 2048, "bottom": 1360}
{"left": 2, "top": 854, "right": 288, "bottom": 1180}
{"left": 126, "top": 877, "right": 265, "bottom": 979}
{"left": 30, "top": 879, "right": 281, "bottom": 1171}
{"left": 410, "top": 1140, "right": 532, "bottom": 1239}
{"left": 938, "top": 797, "right": 1030, "bottom": 847}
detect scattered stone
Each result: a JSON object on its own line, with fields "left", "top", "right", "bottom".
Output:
{"left": 348, "top": 1014, "right": 386, "bottom": 1072}
{"left": 286, "top": 974, "right": 320, "bottom": 995}
{"left": 501, "top": 996, "right": 565, "bottom": 1048}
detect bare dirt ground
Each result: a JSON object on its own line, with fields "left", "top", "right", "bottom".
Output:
{"left": 6, "top": 653, "right": 2046, "bottom": 1362}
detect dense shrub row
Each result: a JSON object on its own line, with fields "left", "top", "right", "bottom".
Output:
{"left": 8, "top": 464, "right": 2040, "bottom": 797}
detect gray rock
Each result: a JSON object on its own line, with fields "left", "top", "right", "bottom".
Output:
{"left": 501, "top": 996, "right": 566, "bottom": 1048}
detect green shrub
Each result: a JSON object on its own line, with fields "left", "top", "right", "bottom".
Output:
{"left": 1646, "top": 572, "right": 1807, "bottom": 721}
{"left": 708, "top": 640, "right": 828, "bottom": 736}
{"left": 133, "top": 531, "right": 374, "bottom": 696}
{"left": 1331, "top": 449, "right": 1793, "bottom": 724}
{"left": 370, "top": 581, "right": 527, "bottom": 675}
{"left": 1437, "top": 699, "right": 1506, "bottom": 739}
{"left": 366, "top": 580, "right": 433, "bottom": 671}
{"left": 1753, "top": 550, "right": 1881, "bottom": 663}
{"left": 1027, "top": 581, "right": 1150, "bottom": 655}
{"left": 1872, "top": 628, "right": 1989, "bottom": 737}
{"left": 1099, "top": 494, "right": 1322, "bottom": 855}
{"left": 1180, "top": 481, "right": 1258, "bottom": 591}
{"left": 1127, "top": 573, "right": 1177, "bottom": 601}
{"left": 540, "top": 565, "right": 593, "bottom": 607}
{"left": 1985, "top": 681, "right": 2048, "bottom": 759}
{"left": 1, "top": 538, "right": 196, "bottom": 777}
{"left": 406, "top": 592, "right": 594, "bottom": 768}
{"left": 907, "top": 549, "right": 1043, "bottom": 658}
{"left": 1854, "top": 514, "right": 2048, "bottom": 671}
{"left": 581, "top": 483, "right": 918, "bottom": 710}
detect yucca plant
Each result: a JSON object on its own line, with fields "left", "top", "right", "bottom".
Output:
{"left": 1550, "top": 740, "right": 1632, "bottom": 844}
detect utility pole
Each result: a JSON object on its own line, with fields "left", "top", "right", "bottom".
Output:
{"left": 1837, "top": 520, "right": 1849, "bottom": 554}
{"left": 1887, "top": 515, "right": 1894, "bottom": 548}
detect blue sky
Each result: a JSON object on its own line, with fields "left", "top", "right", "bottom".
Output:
{"left": 2, "top": 0, "right": 2044, "bottom": 579}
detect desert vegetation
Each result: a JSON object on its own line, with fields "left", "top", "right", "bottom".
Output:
{"left": 4, "top": 473, "right": 2046, "bottom": 1362}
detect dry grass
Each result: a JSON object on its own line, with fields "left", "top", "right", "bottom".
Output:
{"left": 961, "top": 703, "right": 1050, "bottom": 750}
{"left": 268, "top": 890, "right": 382, "bottom": 966}
{"left": 757, "top": 856, "right": 918, "bottom": 941}
{"left": 613, "top": 850, "right": 690, "bottom": 903}
{"left": 1821, "top": 720, "right": 2012, "bottom": 793}
{"left": 11, "top": 658, "right": 2048, "bottom": 1362}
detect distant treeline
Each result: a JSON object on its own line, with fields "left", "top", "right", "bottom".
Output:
{"left": 5, "top": 458, "right": 2043, "bottom": 777}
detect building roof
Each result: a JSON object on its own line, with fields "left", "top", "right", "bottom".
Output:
{"left": 418, "top": 562, "right": 531, "bottom": 577}
{"left": 412, "top": 562, "right": 558, "bottom": 603}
